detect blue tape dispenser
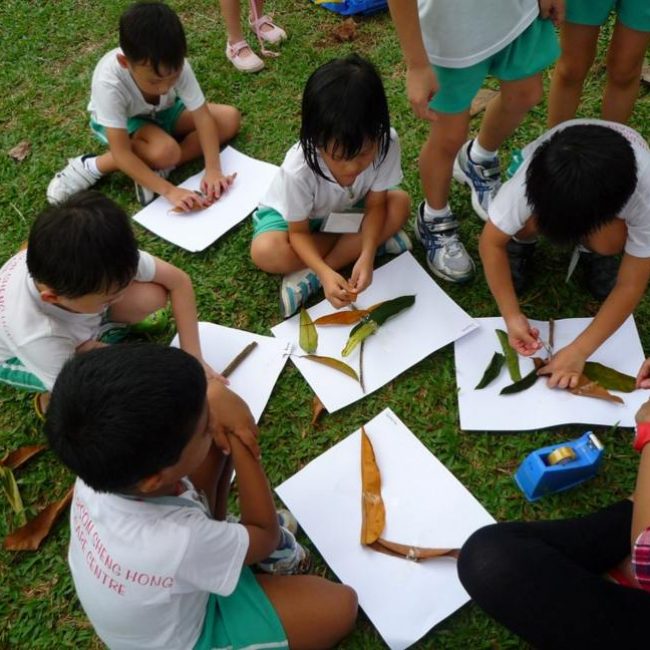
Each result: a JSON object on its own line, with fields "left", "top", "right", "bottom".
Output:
{"left": 514, "top": 432, "right": 604, "bottom": 502}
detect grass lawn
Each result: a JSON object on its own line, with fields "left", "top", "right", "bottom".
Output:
{"left": 1, "top": 1, "right": 649, "bottom": 647}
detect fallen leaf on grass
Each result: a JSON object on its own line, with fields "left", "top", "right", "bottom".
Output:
{"left": 8, "top": 140, "right": 31, "bottom": 162}
{"left": 303, "top": 354, "right": 359, "bottom": 382}
{"left": 470, "top": 89, "right": 498, "bottom": 117}
{"left": 311, "top": 395, "right": 326, "bottom": 426}
{"left": 5, "top": 486, "right": 74, "bottom": 551}
{"left": 333, "top": 18, "right": 357, "bottom": 42}
{"left": 1, "top": 444, "right": 47, "bottom": 470}
{"left": 0, "top": 466, "right": 26, "bottom": 525}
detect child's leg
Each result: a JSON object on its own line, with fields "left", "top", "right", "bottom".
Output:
{"left": 256, "top": 574, "right": 357, "bottom": 649}
{"left": 172, "top": 104, "right": 241, "bottom": 165}
{"left": 420, "top": 113, "right": 470, "bottom": 210}
{"left": 219, "top": 0, "right": 245, "bottom": 44}
{"left": 602, "top": 20, "right": 650, "bottom": 123}
{"left": 107, "top": 281, "right": 168, "bottom": 324}
{"left": 547, "top": 23, "right": 601, "bottom": 127}
{"left": 477, "top": 73, "right": 544, "bottom": 152}
{"left": 251, "top": 230, "right": 338, "bottom": 274}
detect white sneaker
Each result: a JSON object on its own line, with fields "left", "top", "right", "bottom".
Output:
{"left": 279, "top": 268, "right": 321, "bottom": 318}
{"left": 377, "top": 230, "right": 412, "bottom": 256}
{"left": 134, "top": 167, "right": 174, "bottom": 207}
{"left": 47, "top": 155, "right": 100, "bottom": 205}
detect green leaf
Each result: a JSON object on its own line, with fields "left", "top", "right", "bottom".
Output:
{"left": 500, "top": 366, "right": 540, "bottom": 395}
{"left": 303, "top": 355, "right": 359, "bottom": 382}
{"left": 583, "top": 362, "right": 636, "bottom": 393}
{"left": 496, "top": 329, "right": 521, "bottom": 382}
{"left": 475, "top": 352, "right": 505, "bottom": 389}
{"left": 299, "top": 308, "right": 318, "bottom": 353}
{"left": 0, "top": 466, "right": 26, "bottom": 526}
{"left": 342, "top": 321, "right": 378, "bottom": 357}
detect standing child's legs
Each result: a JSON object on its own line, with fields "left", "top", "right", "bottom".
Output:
{"left": 256, "top": 574, "right": 358, "bottom": 649}
{"left": 548, "top": 23, "right": 601, "bottom": 126}
{"left": 602, "top": 21, "right": 650, "bottom": 123}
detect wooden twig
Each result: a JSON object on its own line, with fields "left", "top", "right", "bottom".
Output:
{"left": 549, "top": 318, "right": 555, "bottom": 353}
{"left": 221, "top": 341, "right": 258, "bottom": 378}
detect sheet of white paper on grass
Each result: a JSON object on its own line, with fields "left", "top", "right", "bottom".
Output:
{"left": 276, "top": 408, "right": 495, "bottom": 650}
{"left": 133, "top": 147, "right": 278, "bottom": 252}
{"left": 271, "top": 252, "right": 478, "bottom": 413}
{"left": 170, "top": 322, "right": 288, "bottom": 423}
{"left": 455, "top": 316, "right": 647, "bottom": 431}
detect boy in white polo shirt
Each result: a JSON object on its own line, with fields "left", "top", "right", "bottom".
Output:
{"left": 45, "top": 343, "right": 357, "bottom": 650}
{"left": 0, "top": 191, "right": 218, "bottom": 415}
{"left": 479, "top": 119, "right": 650, "bottom": 391}
{"left": 47, "top": 2, "right": 240, "bottom": 211}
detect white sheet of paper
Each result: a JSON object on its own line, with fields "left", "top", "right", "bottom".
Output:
{"left": 132, "top": 147, "right": 278, "bottom": 252}
{"left": 271, "top": 252, "right": 478, "bottom": 413}
{"left": 276, "top": 408, "right": 495, "bottom": 650}
{"left": 170, "top": 322, "right": 288, "bottom": 423}
{"left": 320, "top": 211, "right": 364, "bottom": 233}
{"left": 454, "top": 316, "right": 647, "bottom": 431}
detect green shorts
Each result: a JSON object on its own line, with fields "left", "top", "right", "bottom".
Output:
{"left": 0, "top": 357, "right": 47, "bottom": 392}
{"left": 90, "top": 98, "right": 186, "bottom": 145}
{"left": 194, "top": 566, "right": 288, "bottom": 650}
{"left": 252, "top": 206, "right": 324, "bottom": 238}
{"left": 430, "top": 17, "right": 560, "bottom": 114}
{"left": 566, "top": 0, "right": 650, "bottom": 31}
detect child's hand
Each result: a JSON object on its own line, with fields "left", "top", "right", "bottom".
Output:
{"left": 538, "top": 0, "right": 565, "bottom": 26}
{"left": 207, "top": 379, "right": 260, "bottom": 459}
{"left": 537, "top": 344, "right": 586, "bottom": 389}
{"left": 636, "top": 358, "right": 650, "bottom": 389}
{"left": 349, "top": 255, "right": 373, "bottom": 295}
{"left": 505, "top": 313, "right": 542, "bottom": 356}
{"left": 165, "top": 186, "right": 208, "bottom": 212}
{"left": 201, "top": 360, "right": 229, "bottom": 386}
{"left": 406, "top": 64, "right": 439, "bottom": 122}
{"left": 635, "top": 398, "right": 650, "bottom": 423}
{"left": 322, "top": 269, "right": 355, "bottom": 309}
{"left": 201, "top": 169, "right": 237, "bottom": 202}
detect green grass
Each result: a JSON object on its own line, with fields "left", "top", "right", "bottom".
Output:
{"left": 1, "top": 2, "right": 649, "bottom": 648}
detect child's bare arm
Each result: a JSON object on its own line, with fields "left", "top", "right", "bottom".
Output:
{"left": 288, "top": 221, "right": 353, "bottom": 308}
{"left": 105, "top": 127, "right": 204, "bottom": 212}
{"left": 539, "top": 254, "right": 650, "bottom": 388}
{"left": 227, "top": 432, "right": 281, "bottom": 564}
{"left": 632, "top": 400, "right": 650, "bottom": 545}
{"left": 349, "top": 190, "right": 385, "bottom": 293}
{"left": 191, "top": 104, "right": 235, "bottom": 202}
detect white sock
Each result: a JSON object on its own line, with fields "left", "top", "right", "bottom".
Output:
{"left": 423, "top": 203, "right": 451, "bottom": 222}
{"left": 513, "top": 235, "right": 538, "bottom": 244}
{"left": 82, "top": 155, "right": 103, "bottom": 178}
{"left": 469, "top": 139, "right": 497, "bottom": 164}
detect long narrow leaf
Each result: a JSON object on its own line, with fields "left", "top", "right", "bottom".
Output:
{"left": 299, "top": 308, "right": 318, "bottom": 353}
{"left": 1, "top": 444, "right": 47, "bottom": 470}
{"left": 303, "top": 355, "right": 359, "bottom": 382}
{"left": 583, "top": 362, "right": 635, "bottom": 393}
{"left": 475, "top": 352, "right": 505, "bottom": 389}
{"left": 570, "top": 375, "right": 624, "bottom": 404}
{"left": 313, "top": 310, "right": 371, "bottom": 326}
{"left": 0, "top": 466, "right": 26, "bottom": 525}
{"left": 496, "top": 329, "right": 521, "bottom": 381}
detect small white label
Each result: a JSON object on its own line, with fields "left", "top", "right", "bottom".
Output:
{"left": 320, "top": 211, "right": 364, "bottom": 234}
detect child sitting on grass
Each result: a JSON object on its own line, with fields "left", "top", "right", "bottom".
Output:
{"left": 250, "top": 54, "right": 411, "bottom": 318}
{"left": 0, "top": 191, "right": 219, "bottom": 415}
{"left": 45, "top": 343, "right": 358, "bottom": 649}
{"left": 47, "top": 1, "right": 240, "bottom": 211}
{"left": 479, "top": 119, "right": 650, "bottom": 390}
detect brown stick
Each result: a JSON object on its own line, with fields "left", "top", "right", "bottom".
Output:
{"left": 221, "top": 341, "right": 258, "bottom": 378}
{"left": 549, "top": 318, "right": 555, "bottom": 352}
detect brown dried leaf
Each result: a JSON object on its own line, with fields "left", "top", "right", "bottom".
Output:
{"left": 8, "top": 140, "right": 31, "bottom": 162}
{"left": 371, "top": 538, "right": 458, "bottom": 561}
{"left": 313, "top": 310, "right": 371, "bottom": 326}
{"left": 570, "top": 375, "right": 624, "bottom": 404}
{"left": 1, "top": 444, "right": 47, "bottom": 470}
{"left": 470, "top": 89, "right": 499, "bottom": 117}
{"left": 5, "top": 486, "right": 74, "bottom": 551}
{"left": 303, "top": 355, "right": 359, "bottom": 382}
{"left": 360, "top": 428, "right": 385, "bottom": 545}
{"left": 311, "top": 395, "right": 326, "bottom": 426}
{"left": 333, "top": 18, "right": 357, "bottom": 42}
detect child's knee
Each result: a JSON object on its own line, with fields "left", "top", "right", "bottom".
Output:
{"left": 387, "top": 189, "right": 412, "bottom": 226}
{"left": 502, "top": 80, "right": 543, "bottom": 112}
{"left": 214, "top": 105, "right": 241, "bottom": 142}
{"left": 338, "top": 584, "right": 358, "bottom": 631}
{"left": 607, "top": 56, "right": 643, "bottom": 88}
{"left": 425, "top": 125, "right": 467, "bottom": 159}
{"left": 150, "top": 137, "right": 182, "bottom": 169}
{"left": 555, "top": 55, "right": 591, "bottom": 84}
{"left": 250, "top": 233, "right": 289, "bottom": 273}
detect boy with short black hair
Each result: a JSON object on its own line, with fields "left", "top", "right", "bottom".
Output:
{"left": 47, "top": 1, "right": 240, "bottom": 211}
{"left": 0, "top": 190, "right": 218, "bottom": 412}
{"left": 479, "top": 119, "right": 650, "bottom": 389}
{"left": 46, "top": 343, "right": 357, "bottom": 649}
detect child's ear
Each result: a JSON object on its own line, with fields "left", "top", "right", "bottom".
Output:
{"left": 39, "top": 288, "right": 59, "bottom": 305}
{"left": 138, "top": 472, "right": 164, "bottom": 494}
{"left": 116, "top": 53, "right": 129, "bottom": 69}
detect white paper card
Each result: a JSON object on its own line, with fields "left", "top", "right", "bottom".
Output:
{"left": 170, "top": 322, "right": 288, "bottom": 423}
{"left": 320, "top": 211, "right": 364, "bottom": 233}
{"left": 133, "top": 147, "right": 278, "bottom": 252}
{"left": 276, "top": 408, "right": 495, "bottom": 650}
{"left": 454, "top": 316, "right": 647, "bottom": 431}
{"left": 271, "top": 252, "right": 478, "bottom": 413}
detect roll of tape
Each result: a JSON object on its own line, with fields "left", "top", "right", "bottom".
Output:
{"left": 547, "top": 446, "right": 577, "bottom": 466}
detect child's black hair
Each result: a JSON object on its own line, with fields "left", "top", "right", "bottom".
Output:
{"left": 525, "top": 124, "right": 637, "bottom": 245}
{"left": 300, "top": 54, "right": 391, "bottom": 181}
{"left": 27, "top": 191, "right": 139, "bottom": 298}
{"left": 45, "top": 343, "right": 207, "bottom": 493}
{"left": 119, "top": 1, "right": 187, "bottom": 75}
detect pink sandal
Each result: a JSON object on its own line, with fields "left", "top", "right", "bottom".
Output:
{"left": 225, "top": 40, "right": 264, "bottom": 73}
{"left": 249, "top": 14, "right": 287, "bottom": 46}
